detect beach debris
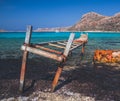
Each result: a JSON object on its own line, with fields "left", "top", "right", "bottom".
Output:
{"left": 112, "top": 51, "right": 120, "bottom": 58}
{"left": 93, "top": 50, "right": 120, "bottom": 63}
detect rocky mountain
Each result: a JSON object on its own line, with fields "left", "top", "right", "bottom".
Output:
{"left": 69, "top": 12, "right": 120, "bottom": 31}
{"left": 36, "top": 12, "right": 120, "bottom": 32}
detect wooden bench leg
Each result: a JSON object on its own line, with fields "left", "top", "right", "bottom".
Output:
{"left": 51, "top": 63, "right": 63, "bottom": 92}
{"left": 81, "top": 43, "right": 85, "bottom": 55}
{"left": 19, "top": 26, "right": 32, "bottom": 92}
{"left": 19, "top": 50, "right": 28, "bottom": 92}
{"left": 51, "top": 33, "right": 75, "bottom": 92}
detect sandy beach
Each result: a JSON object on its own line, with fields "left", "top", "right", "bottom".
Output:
{"left": 0, "top": 50, "right": 120, "bottom": 101}
{"left": 0, "top": 31, "right": 120, "bottom": 100}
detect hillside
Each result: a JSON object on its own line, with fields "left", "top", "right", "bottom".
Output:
{"left": 69, "top": 12, "right": 120, "bottom": 31}
{"left": 35, "top": 12, "right": 120, "bottom": 32}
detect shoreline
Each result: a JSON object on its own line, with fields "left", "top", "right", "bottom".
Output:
{"left": 0, "top": 31, "right": 120, "bottom": 100}
{"left": 0, "top": 53, "right": 120, "bottom": 100}
{"left": 0, "top": 31, "right": 120, "bottom": 33}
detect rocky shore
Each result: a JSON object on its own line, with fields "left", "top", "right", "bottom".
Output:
{"left": 0, "top": 49, "right": 120, "bottom": 101}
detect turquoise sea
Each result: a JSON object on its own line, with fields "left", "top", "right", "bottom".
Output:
{"left": 0, "top": 32, "right": 120, "bottom": 61}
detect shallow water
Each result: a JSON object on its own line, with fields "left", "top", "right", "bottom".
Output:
{"left": 0, "top": 32, "right": 120, "bottom": 60}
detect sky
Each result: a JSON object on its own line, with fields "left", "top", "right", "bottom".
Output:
{"left": 0, "top": 0, "right": 120, "bottom": 31}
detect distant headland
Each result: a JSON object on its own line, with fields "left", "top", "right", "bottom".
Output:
{"left": 0, "top": 29, "right": 6, "bottom": 32}
{"left": 1, "top": 12, "right": 120, "bottom": 32}
{"left": 35, "top": 12, "right": 120, "bottom": 32}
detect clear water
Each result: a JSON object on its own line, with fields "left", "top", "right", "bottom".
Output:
{"left": 0, "top": 32, "right": 120, "bottom": 60}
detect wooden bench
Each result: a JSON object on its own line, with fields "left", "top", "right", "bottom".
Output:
{"left": 19, "top": 25, "right": 88, "bottom": 92}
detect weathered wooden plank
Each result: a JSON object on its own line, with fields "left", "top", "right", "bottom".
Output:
{"left": 25, "top": 26, "right": 32, "bottom": 44}
{"left": 51, "top": 33, "right": 75, "bottom": 91}
{"left": 19, "top": 25, "right": 32, "bottom": 92}
{"left": 57, "top": 42, "right": 67, "bottom": 46}
{"left": 64, "top": 41, "right": 80, "bottom": 46}
{"left": 63, "top": 33, "right": 75, "bottom": 56}
{"left": 21, "top": 45, "right": 63, "bottom": 62}
{"left": 19, "top": 51, "right": 28, "bottom": 92}
{"left": 51, "top": 66, "right": 63, "bottom": 92}
{"left": 36, "top": 40, "right": 66, "bottom": 46}
{"left": 70, "top": 43, "right": 83, "bottom": 51}
{"left": 71, "top": 44, "right": 79, "bottom": 48}
{"left": 33, "top": 45, "right": 62, "bottom": 55}
{"left": 36, "top": 41, "right": 57, "bottom": 46}
{"left": 48, "top": 43, "right": 65, "bottom": 49}
{"left": 81, "top": 43, "right": 85, "bottom": 54}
